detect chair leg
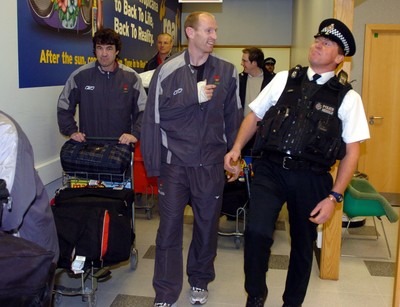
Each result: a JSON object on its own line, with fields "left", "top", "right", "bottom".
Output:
{"left": 341, "top": 216, "right": 391, "bottom": 259}
{"left": 377, "top": 216, "right": 392, "bottom": 259}
{"left": 372, "top": 216, "right": 379, "bottom": 240}
{"left": 341, "top": 218, "right": 351, "bottom": 244}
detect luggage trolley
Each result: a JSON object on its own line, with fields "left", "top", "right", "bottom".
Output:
{"left": 52, "top": 137, "right": 138, "bottom": 306}
{"left": 218, "top": 165, "right": 252, "bottom": 249}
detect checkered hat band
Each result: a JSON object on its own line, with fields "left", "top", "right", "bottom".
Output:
{"left": 322, "top": 27, "right": 350, "bottom": 55}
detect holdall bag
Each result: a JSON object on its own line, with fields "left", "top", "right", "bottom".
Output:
{"left": 52, "top": 188, "right": 134, "bottom": 268}
{"left": 60, "top": 139, "right": 132, "bottom": 176}
{"left": 0, "top": 231, "right": 55, "bottom": 307}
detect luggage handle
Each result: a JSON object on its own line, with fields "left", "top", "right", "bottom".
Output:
{"left": 85, "top": 137, "right": 135, "bottom": 150}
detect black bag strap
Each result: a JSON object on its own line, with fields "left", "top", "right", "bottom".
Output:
{"left": 0, "top": 179, "right": 11, "bottom": 228}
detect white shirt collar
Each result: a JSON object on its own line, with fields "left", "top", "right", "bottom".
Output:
{"left": 307, "top": 67, "right": 335, "bottom": 85}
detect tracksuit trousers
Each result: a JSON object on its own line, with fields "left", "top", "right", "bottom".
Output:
{"left": 153, "top": 163, "right": 225, "bottom": 304}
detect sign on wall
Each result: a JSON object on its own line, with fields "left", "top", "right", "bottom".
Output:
{"left": 17, "top": 0, "right": 181, "bottom": 88}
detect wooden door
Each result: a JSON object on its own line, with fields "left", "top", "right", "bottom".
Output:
{"left": 358, "top": 24, "right": 400, "bottom": 194}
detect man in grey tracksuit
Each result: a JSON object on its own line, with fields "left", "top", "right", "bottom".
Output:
{"left": 57, "top": 28, "right": 146, "bottom": 145}
{"left": 141, "top": 12, "right": 243, "bottom": 307}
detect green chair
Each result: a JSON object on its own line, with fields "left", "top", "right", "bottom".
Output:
{"left": 342, "top": 177, "right": 398, "bottom": 259}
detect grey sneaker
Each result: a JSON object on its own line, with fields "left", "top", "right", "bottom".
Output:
{"left": 189, "top": 287, "right": 208, "bottom": 305}
{"left": 154, "top": 303, "right": 177, "bottom": 307}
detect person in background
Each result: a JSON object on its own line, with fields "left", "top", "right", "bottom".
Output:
{"left": 144, "top": 33, "right": 174, "bottom": 72}
{"left": 240, "top": 47, "right": 274, "bottom": 155}
{"left": 240, "top": 48, "right": 274, "bottom": 116}
{"left": 57, "top": 28, "right": 146, "bottom": 145}
{"left": 224, "top": 18, "right": 370, "bottom": 307}
{"left": 141, "top": 11, "right": 243, "bottom": 307}
{"left": 264, "top": 57, "right": 276, "bottom": 75}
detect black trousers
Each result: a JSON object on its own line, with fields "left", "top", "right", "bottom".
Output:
{"left": 244, "top": 158, "right": 333, "bottom": 305}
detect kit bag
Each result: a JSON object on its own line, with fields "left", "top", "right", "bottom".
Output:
{"left": 52, "top": 188, "right": 134, "bottom": 269}
{"left": 0, "top": 231, "right": 55, "bottom": 307}
{"left": 60, "top": 139, "right": 131, "bottom": 176}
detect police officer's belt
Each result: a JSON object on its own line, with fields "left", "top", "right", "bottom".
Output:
{"left": 263, "top": 151, "right": 329, "bottom": 173}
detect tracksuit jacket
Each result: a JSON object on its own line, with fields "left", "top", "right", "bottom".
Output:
{"left": 57, "top": 60, "right": 147, "bottom": 139}
{"left": 141, "top": 50, "right": 243, "bottom": 177}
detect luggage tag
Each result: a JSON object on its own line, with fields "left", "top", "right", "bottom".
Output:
{"left": 71, "top": 255, "right": 86, "bottom": 274}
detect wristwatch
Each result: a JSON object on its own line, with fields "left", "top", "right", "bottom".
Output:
{"left": 329, "top": 191, "right": 343, "bottom": 203}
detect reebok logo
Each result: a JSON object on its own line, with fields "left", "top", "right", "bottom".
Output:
{"left": 173, "top": 88, "right": 183, "bottom": 96}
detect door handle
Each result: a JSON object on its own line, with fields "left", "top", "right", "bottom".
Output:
{"left": 369, "top": 116, "right": 384, "bottom": 125}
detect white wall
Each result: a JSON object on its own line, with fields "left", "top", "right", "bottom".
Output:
{"left": 181, "top": 0, "right": 293, "bottom": 46}
{"left": 291, "top": 0, "right": 333, "bottom": 69}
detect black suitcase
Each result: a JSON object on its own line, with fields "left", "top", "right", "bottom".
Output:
{"left": 0, "top": 232, "right": 56, "bottom": 307}
{"left": 52, "top": 188, "right": 135, "bottom": 269}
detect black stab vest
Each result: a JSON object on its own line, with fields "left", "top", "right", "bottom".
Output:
{"left": 255, "top": 66, "right": 352, "bottom": 167}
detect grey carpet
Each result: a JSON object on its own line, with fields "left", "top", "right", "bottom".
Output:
{"left": 143, "top": 245, "right": 156, "bottom": 259}
{"left": 110, "top": 294, "right": 154, "bottom": 307}
{"left": 275, "top": 220, "right": 286, "bottom": 231}
{"left": 184, "top": 214, "right": 194, "bottom": 224}
{"left": 142, "top": 246, "right": 289, "bottom": 270}
{"left": 269, "top": 254, "right": 289, "bottom": 270}
{"left": 364, "top": 260, "right": 395, "bottom": 277}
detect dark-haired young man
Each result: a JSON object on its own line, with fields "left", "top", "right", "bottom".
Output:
{"left": 240, "top": 47, "right": 274, "bottom": 155}
{"left": 57, "top": 28, "right": 147, "bottom": 145}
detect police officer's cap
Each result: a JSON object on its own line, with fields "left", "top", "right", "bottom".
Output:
{"left": 264, "top": 57, "right": 276, "bottom": 65}
{"left": 314, "top": 18, "right": 356, "bottom": 57}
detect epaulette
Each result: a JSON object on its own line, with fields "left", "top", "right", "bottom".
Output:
{"left": 327, "top": 69, "right": 352, "bottom": 92}
{"left": 289, "top": 65, "right": 304, "bottom": 79}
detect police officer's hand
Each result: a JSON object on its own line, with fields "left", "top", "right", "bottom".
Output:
{"left": 70, "top": 132, "right": 86, "bottom": 142}
{"left": 224, "top": 150, "right": 242, "bottom": 182}
{"left": 119, "top": 133, "right": 137, "bottom": 145}
{"left": 309, "top": 197, "right": 336, "bottom": 224}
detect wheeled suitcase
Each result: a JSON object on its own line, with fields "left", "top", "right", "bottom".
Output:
{"left": 52, "top": 187, "right": 135, "bottom": 269}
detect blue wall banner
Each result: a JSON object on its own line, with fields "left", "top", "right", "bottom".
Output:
{"left": 18, "top": 0, "right": 181, "bottom": 88}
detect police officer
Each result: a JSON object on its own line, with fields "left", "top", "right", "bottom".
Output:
{"left": 263, "top": 57, "right": 276, "bottom": 75}
{"left": 224, "top": 19, "right": 370, "bottom": 307}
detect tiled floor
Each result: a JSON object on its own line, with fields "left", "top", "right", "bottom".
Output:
{"left": 53, "top": 200, "right": 399, "bottom": 307}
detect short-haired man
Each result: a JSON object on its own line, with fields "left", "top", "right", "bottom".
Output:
{"left": 225, "top": 19, "right": 370, "bottom": 307}
{"left": 144, "top": 33, "right": 173, "bottom": 71}
{"left": 240, "top": 47, "right": 274, "bottom": 155}
{"left": 240, "top": 48, "right": 274, "bottom": 116}
{"left": 141, "top": 11, "right": 242, "bottom": 307}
